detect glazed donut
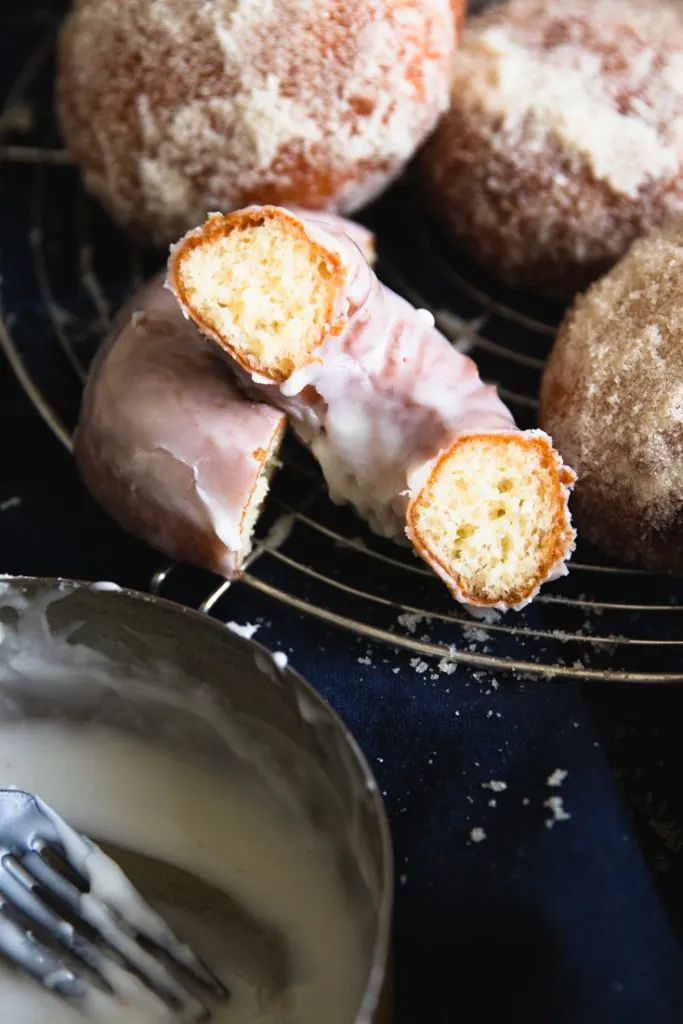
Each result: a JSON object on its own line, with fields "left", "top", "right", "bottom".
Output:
{"left": 418, "top": 0, "right": 683, "bottom": 296}
{"left": 57, "top": 0, "right": 462, "bottom": 246}
{"left": 74, "top": 274, "right": 285, "bottom": 577}
{"left": 286, "top": 209, "right": 377, "bottom": 268}
{"left": 169, "top": 206, "right": 576, "bottom": 610}
{"left": 540, "top": 219, "right": 683, "bottom": 574}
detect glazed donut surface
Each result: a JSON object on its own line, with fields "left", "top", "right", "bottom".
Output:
{"left": 169, "top": 205, "right": 576, "bottom": 610}
{"left": 74, "top": 274, "right": 285, "bottom": 577}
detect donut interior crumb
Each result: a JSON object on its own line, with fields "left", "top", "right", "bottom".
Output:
{"left": 411, "top": 435, "right": 567, "bottom": 605}
{"left": 173, "top": 209, "right": 343, "bottom": 379}
{"left": 239, "top": 428, "right": 285, "bottom": 561}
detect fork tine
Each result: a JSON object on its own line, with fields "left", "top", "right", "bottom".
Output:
{"left": 0, "top": 857, "right": 78, "bottom": 944}
{"left": 79, "top": 890, "right": 209, "bottom": 1016}
{"left": 0, "top": 897, "right": 87, "bottom": 1000}
{"left": 30, "top": 839, "right": 226, "bottom": 998}
{"left": 22, "top": 850, "right": 209, "bottom": 1019}
{"left": 0, "top": 896, "right": 209, "bottom": 1024}
{"left": 87, "top": 957, "right": 211, "bottom": 1023}
{"left": 21, "top": 851, "right": 81, "bottom": 913}
{"left": 0, "top": 792, "right": 224, "bottom": 1018}
{"left": 1, "top": 856, "right": 119, "bottom": 980}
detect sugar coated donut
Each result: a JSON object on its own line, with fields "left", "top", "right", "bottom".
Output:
{"left": 58, "top": 0, "right": 462, "bottom": 245}
{"left": 169, "top": 206, "right": 576, "bottom": 610}
{"left": 418, "top": 0, "right": 683, "bottom": 296}
{"left": 74, "top": 274, "right": 285, "bottom": 577}
{"left": 540, "top": 219, "right": 683, "bottom": 573}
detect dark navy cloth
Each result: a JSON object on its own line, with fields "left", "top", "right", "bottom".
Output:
{"left": 2, "top": 5, "right": 683, "bottom": 1023}
{"left": 5, "top": 371, "right": 683, "bottom": 1024}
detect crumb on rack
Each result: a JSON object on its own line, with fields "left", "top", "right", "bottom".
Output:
{"left": 546, "top": 768, "right": 568, "bottom": 788}
{"left": 470, "top": 826, "right": 487, "bottom": 843}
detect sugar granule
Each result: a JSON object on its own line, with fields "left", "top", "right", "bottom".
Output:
{"left": 546, "top": 769, "right": 568, "bottom": 788}
{"left": 398, "top": 612, "right": 426, "bottom": 635}
{"left": 482, "top": 780, "right": 507, "bottom": 792}
{"left": 544, "top": 796, "right": 571, "bottom": 829}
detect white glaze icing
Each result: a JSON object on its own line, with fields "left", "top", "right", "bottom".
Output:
{"left": 283, "top": 210, "right": 375, "bottom": 266}
{"left": 74, "top": 275, "right": 285, "bottom": 577}
{"left": 189, "top": 208, "right": 574, "bottom": 610}
{"left": 168, "top": 207, "right": 574, "bottom": 608}
{"left": 0, "top": 729, "right": 368, "bottom": 1024}
{"left": 0, "top": 587, "right": 373, "bottom": 1023}
{"left": 0, "top": 791, "right": 208, "bottom": 1021}
{"left": 226, "top": 621, "right": 260, "bottom": 640}
{"left": 272, "top": 652, "right": 288, "bottom": 672}
{"left": 226, "top": 211, "right": 516, "bottom": 539}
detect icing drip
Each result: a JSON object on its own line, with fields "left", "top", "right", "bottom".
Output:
{"left": 238, "top": 213, "right": 517, "bottom": 539}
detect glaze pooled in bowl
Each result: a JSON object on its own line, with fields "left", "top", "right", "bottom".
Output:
{"left": 0, "top": 579, "right": 392, "bottom": 1023}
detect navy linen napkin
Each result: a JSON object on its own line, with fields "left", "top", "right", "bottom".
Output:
{"left": 2, "top": 5, "right": 683, "bottom": 1022}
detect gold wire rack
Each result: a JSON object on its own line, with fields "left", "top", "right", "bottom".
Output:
{"left": 2, "top": 29, "right": 682, "bottom": 684}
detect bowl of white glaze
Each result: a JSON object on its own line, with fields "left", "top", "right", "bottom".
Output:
{"left": 0, "top": 576, "right": 393, "bottom": 1024}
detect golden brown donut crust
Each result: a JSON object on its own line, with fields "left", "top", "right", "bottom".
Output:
{"left": 168, "top": 207, "right": 348, "bottom": 383}
{"left": 418, "top": 0, "right": 683, "bottom": 297}
{"left": 539, "top": 219, "right": 683, "bottom": 573}
{"left": 58, "top": 0, "right": 463, "bottom": 246}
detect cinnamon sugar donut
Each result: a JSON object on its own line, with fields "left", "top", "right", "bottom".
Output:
{"left": 418, "top": 0, "right": 683, "bottom": 296}
{"left": 57, "top": 0, "right": 462, "bottom": 246}
{"left": 540, "top": 219, "right": 683, "bottom": 573}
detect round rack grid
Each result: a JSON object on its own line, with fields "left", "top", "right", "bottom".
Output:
{"left": 2, "top": 27, "right": 683, "bottom": 684}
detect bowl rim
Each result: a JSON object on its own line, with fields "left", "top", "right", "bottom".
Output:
{"left": 0, "top": 573, "right": 394, "bottom": 1023}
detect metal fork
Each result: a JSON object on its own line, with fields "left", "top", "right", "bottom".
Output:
{"left": 0, "top": 789, "right": 228, "bottom": 1021}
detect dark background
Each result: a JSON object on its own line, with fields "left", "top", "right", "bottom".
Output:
{"left": 2, "top": 3, "right": 683, "bottom": 1021}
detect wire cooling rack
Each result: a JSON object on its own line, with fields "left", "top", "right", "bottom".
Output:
{"left": 2, "top": 26, "right": 683, "bottom": 684}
